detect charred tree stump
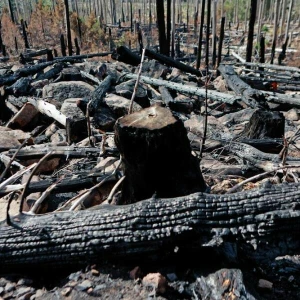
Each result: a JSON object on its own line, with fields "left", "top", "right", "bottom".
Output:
{"left": 241, "top": 109, "right": 285, "bottom": 139}
{"left": 114, "top": 105, "right": 207, "bottom": 204}
{"left": 218, "top": 64, "right": 266, "bottom": 108}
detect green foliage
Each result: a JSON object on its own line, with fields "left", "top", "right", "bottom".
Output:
{"left": 261, "top": 25, "right": 269, "bottom": 33}
{"left": 224, "top": 0, "right": 248, "bottom": 22}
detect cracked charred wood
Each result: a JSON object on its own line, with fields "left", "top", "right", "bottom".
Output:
{"left": 81, "top": 74, "right": 116, "bottom": 115}
{"left": 113, "top": 46, "right": 203, "bottom": 77}
{"left": 194, "top": 269, "right": 255, "bottom": 299}
{"left": 218, "top": 64, "right": 267, "bottom": 109}
{"left": 7, "top": 145, "right": 103, "bottom": 160}
{"left": 5, "top": 77, "right": 33, "bottom": 96}
{"left": 33, "top": 63, "right": 64, "bottom": 82}
{"left": 0, "top": 58, "right": 80, "bottom": 86}
{"left": 144, "top": 48, "right": 202, "bottom": 77}
{"left": 0, "top": 171, "right": 111, "bottom": 196}
{"left": 124, "top": 73, "right": 239, "bottom": 104}
{"left": 114, "top": 106, "right": 207, "bottom": 204}
{"left": 53, "top": 52, "right": 113, "bottom": 61}
{"left": 262, "top": 91, "right": 300, "bottom": 109}
{"left": 158, "top": 86, "right": 174, "bottom": 106}
{"left": 224, "top": 142, "right": 300, "bottom": 172}
{"left": 0, "top": 181, "right": 299, "bottom": 271}
{"left": 240, "top": 109, "right": 285, "bottom": 139}
{"left": 111, "top": 46, "right": 141, "bottom": 66}
{"left": 0, "top": 87, "right": 13, "bottom": 123}
{"left": 196, "top": 137, "right": 283, "bottom": 154}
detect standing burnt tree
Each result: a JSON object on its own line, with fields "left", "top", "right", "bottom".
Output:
{"left": 246, "top": 0, "right": 257, "bottom": 62}
{"left": 64, "top": 0, "right": 72, "bottom": 56}
{"left": 156, "top": 0, "right": 169, "bottom": 56}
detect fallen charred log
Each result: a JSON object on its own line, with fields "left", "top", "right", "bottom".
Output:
{"left": 224, "top": 142, "right": 300, "bottom": 171}
{"left": 218, "top": 64, "right": 267, "bottom": 109}
{"left": 0, "top": 182, "right": 299, "bottom": 271}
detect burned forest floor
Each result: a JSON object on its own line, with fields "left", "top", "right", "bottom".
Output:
{"left": 0, "top": 44, "right": 300, "bottom": 300}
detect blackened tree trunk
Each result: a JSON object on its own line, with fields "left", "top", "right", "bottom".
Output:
{"left": 167, "top": 0, "right": 171, "bottom": 56}
{"left": 0, "top": 21, "right": 3, "bottom": 51}
{"left": 64, "top": 0, "right": 73, "bottom": 56}
{"left": 217, "top": 16, "right": 225, "bottom": 72}
{"left": 156, "top": 0, "right": 168, "bottom": 55}
{"left": 205, "top": 0, "right": 211, "bottom": 67}
{"left": 196, "top": 0, "right": 206, "bottom": 69}
{"left": 211, "top": 0, "right": 217, "bottom": 66}
{"left": 256, "top": 0, "right": 264, "bottom": 47}
{"left": 171, "top": 0, "right": 176, "bottom": 57}
{"left": 130, "top": 1, "right": 133, "bottom": 32}
{"left": 259, "top": 35, "right": 265, "bottom": 76}
{"left": 7, "top": 0, "right": 15, "bottom": 23}
{"left": 246, "top": 0, "right": 257, "bottom": 62}
{"left": 270, "top": 0, "right": 280, "bottom": 64}
{"left": 284, "top": 0, "right": 293, "bottom": 45}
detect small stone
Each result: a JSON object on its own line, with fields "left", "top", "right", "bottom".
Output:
{"left": 91, "top": 269, "right": 99, "bottom": 276}
{"left": 94, "top": 284, "right": 106, "bottom": 292}
{"left": 50, "top": 129, "right": 67, "bottom": 144}
{"left": 0, "top": 287, "right": 4, "bottom": 295}
{"left": 34, "top": 289, "right": 45, "bottom": 298}
{"left": 61, "top": 287, "right": 72, "bottom": 297}
{"left": 4, "top": 282, "right": 15, "bottom": 293}
{"left": 16, "top": 286, "right": 32, "bottom": 297}
{"left": 288, "top": 275, "right": 294, "bottom": 282}
{"left": 0, "top": 278, "right": 8, "bottom": 287}
{"left": 258, "top": 279, "right": 273, "bottom": 290}
{"left": 87, "top": 287, "right": 93, "bottom": 294}
{"left": 129, "top": 266, "right": 143, "bottom": 280}
{"left": 43, "top": 81, "right": 95, "bottom": 103}
{"left": 104, "top": 93, "right": 142, "bottom": 118}
{"left": 68, "top": 271, "right": 82, "bottom": 281}
{"left": 18, "top": 291, "right": 35, "bottom": 300}
{"left": 283, "top": 108, "right": 299, "bottom": 121}
{"left": 76, "top": 280, "right": 92, "bottom": 291}
{"left": 65, "top": 281, "right": 77, "bottom": 288}
{"left": 17, "top": 278, "right": 33, "bottom": 286}
{"left": 2, "top": 291, "right": 14, "bottom": 299}
{"left": 142, "top": 273, "right": 168, "bottom": 294}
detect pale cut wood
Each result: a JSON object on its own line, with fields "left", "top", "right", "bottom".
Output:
{"left": 124, "top": 73, "right": 239, "bottom": 104}
{"left": 28, "top": 98, "right": 67, "bottom": 126}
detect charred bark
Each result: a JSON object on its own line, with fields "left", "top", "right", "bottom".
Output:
{"left": 0, "top": 181, "right": 299, "bottom": 271}
{"left": 156, "top": 0, "right": 168, "bottom": 55}
{"left": 218, "top": 64, "right": 266, "bottom": 108}
{"left": 114, "top": 106, "right": 207, "bottom": 204}
{"left": 241, "top": 109, "right": 285, "bottom": 139}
